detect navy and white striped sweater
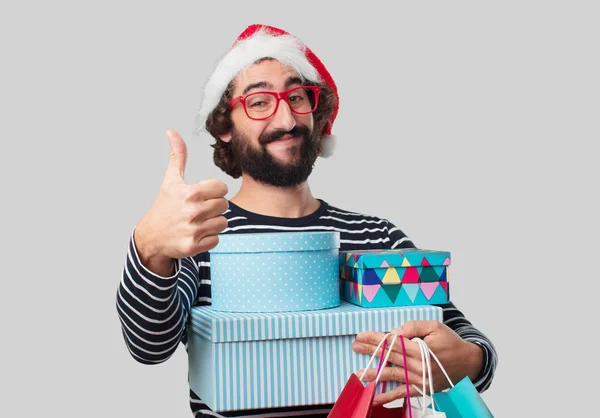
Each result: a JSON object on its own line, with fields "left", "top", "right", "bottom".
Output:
{"left": 116, "top": 199, "right": 498, "bottom": 417}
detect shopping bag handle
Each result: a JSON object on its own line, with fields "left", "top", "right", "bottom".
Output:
{"left": 359, "top": 332, "right": 389, "bottom": 382}
{"left": 359, "top": 332, "right": 413, "bottom": 418}
{"left": 397, "top": 334, "right": 413, "bottom": 418}
{"left": 374, "top": 336, "right": 389, "bottom": 384}
{"left": 359, "top": 332, "right": 398, "bottom": 385}
{"left": 414, "top": 337, "right": 435, "bottom": 413}
{"left": 413, "top": 337, "right": 454, "bottom": 389}
{"left": 411, "top": 337, "right": 455, "bottom": 416}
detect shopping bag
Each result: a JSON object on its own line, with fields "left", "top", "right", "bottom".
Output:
{"left": 371, "top": 404, "right": 407, "bottom": 418}
{"left": 328, "top": 333, "right": 413, "bottom": 418}
{"left": 431, "top": 376, "right": 494, "bottom": 418}
{"left": 412, "top": 338, "right": 494, "bottom": 418}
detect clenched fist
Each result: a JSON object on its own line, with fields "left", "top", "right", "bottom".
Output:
{"left": 134, "top": 129, "right": 229, "bottom": 276}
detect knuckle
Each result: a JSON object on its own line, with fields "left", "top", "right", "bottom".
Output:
{"left": 206, "top": 198, "right": 229, "bottom": 219}
{"left": 414, "top": 361, "right": 423, "bottom": 376}
{"left": 391, "top": 367, "right": 403, "bottom": 382}
{"left": 207, "top": 178, "right": 228, "bottom": 194}
{"left": 199, "top": 179, "right": 228, "bottom": 197}
{"left": 183, "top": 205, "right": 200, "bottom": 223}
{"left": 179, "top": 237, "right": 197, "bottom": 256}
{"left": 218, "top": 181, "right": 228, "bottom": 196}
{"left": 219, "top": 197, "right": 229, "bottom": 213}
{"left": 388, "top": 387, "right": 403, "bottom": 401}
{"left": 217, "top": 215, "right": 228, "bottom": 231}
{"left": 209, "top": 197, "right": 225, "bottom": 212}
{"left": 180, "top": 186, "right": 196, "bottom": 203}
{"left": 197, "top": 234, "right": 219, "bottom": 252}
{"left": 356, "top": 343, "right": 368, "bottom": 354}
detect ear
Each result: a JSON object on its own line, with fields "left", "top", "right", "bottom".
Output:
{"left": 219, "top": 132, "right": 232, "bottom": 143}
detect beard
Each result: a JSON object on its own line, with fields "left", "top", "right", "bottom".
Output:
{"left": 229, "top": 125, "right": 319, "bottom": 187}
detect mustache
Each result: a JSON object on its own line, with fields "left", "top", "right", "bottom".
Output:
{"left": 259, "top": 125, "right": 311, "bottom": 145}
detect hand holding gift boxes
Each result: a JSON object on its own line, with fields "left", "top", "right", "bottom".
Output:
{"left": 339, "top": 249, "right": 451, "bottom": 308}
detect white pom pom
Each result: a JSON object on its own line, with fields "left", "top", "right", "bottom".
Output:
{"left": 319, "top": 134, "right": 337, "bottom": 158}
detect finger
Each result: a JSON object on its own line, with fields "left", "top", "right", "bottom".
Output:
{"left": 193, "top": 234, "right": 220, "bottom": 255}
{"left": 352, "top": 341, "right": 425, "bottom": 383}
{"left": 401, "top": 338, "right": 426, "bottom": 360}
{"left": 193, "top": 179, "right": 229, "bottom": 201}
{"left": 372, "top": 385, "right": 408, "bottom": 406}
{"left": 355, "top": 331, "right": 387, "bottom": 346}
{"left": 354, "top": 333, "right": 421, "bottom": 359}
{"left": 194, "top": 215, "right": 228, "bottom": 240}
{"left": 165, "top": 129, "right": 187, "bottom": 182}
{"left": 353, "top": 341, "right": 422, "bottom": 369}
{"left": 394, "top": 320, "right": 442, "bottom": 340}
{"left": 190, "top": 198, "right": 229, "bottom": 223}
{"left": 355, "top": 366, "right": 422, "bottom": 387}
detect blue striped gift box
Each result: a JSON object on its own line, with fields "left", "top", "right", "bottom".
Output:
{"left": 187, "top": 301, "right": 443, "bottom": 412}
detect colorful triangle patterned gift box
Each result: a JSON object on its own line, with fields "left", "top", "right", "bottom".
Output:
{"left": 339, "top": 248, "right": 451, "bottom": 308}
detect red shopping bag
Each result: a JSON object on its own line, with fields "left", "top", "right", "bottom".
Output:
{"left": 328, "top": 333, "right": 413, "bottom": 418}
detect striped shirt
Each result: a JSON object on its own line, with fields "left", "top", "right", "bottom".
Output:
{"left": 116, "top": 199, "right": 498, "bottom": 417}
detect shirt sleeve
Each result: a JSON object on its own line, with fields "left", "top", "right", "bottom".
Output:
{"left": 439, "top": 302, "right": 498, "bottom": 392}
{"left": 383, "top": 219, "right": 498, "bottom": 392}
{"left": 115, "top": 228, "right": 200, "bottom": 364}
{"left": 384, "top": 219, "right": 416, "bottom": 249}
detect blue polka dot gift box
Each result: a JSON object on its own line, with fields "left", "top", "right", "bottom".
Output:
{"left": 339, "top": 248, "right": 451, "bottom": 308}
{"left": 208, "top": 231, "right": 341, "bottom": 313}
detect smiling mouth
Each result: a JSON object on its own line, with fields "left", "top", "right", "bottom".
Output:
{"left": 267, "top": 135, "right": 300, "bottom": 144}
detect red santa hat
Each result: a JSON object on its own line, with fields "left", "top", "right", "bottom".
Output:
{"left": 195, "top": 24, "right": 339, "bottom": 157}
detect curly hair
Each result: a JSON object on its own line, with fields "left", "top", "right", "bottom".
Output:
{"left": 205, "top": 74, "right": 338, "bottom": 178}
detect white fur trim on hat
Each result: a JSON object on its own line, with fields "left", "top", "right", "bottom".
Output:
{"left": 319, "top": 134, "right": 337, "bottom": 158}
{"left": 194, "top": 29, "right": 322, "bottom": 134}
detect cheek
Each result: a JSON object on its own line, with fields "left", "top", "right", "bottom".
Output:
{"left": 234, "top": 116, "right": 268, "bottom": 144}
{"left": 232, "top": 113, "right": 258, "bottom": 137}
{"left": 300, "top": 115, "right": 314, "bottom": 130}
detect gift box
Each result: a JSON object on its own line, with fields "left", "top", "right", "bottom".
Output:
{"left": 209, "top": 231, "right": 340, "bottom": 312}
{"left": 339, "top": 249, "right": 451, "bottom": 308}
{"left": 187, "top": 301, "right": 443, "bottom": 412}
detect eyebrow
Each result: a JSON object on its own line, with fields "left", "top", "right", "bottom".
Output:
{"left": 241, "top": 76, "right": 304, "bottom": 95}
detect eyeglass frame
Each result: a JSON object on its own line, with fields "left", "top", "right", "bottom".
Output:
{"left": 228, "top": 85, "right": 321, "bottom": 121}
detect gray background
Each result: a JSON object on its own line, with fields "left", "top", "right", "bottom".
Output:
{"left": 1, "top": 1, "right": 598, "bottom": 416}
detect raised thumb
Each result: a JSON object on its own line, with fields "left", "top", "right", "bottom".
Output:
{"left": 165, "top": 129, "right": 187, "bottom": 181}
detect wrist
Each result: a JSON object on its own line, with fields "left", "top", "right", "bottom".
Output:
{"left": 133, "top": 223, "right": 175, "bottom": 277}
{"left": 134, "top": 223, "right": 161, "bottom": 259}
{"left": 464, "top": 341, "right": 484, "bottom": 382}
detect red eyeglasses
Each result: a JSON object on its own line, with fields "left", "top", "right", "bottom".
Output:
{"left": 229, "top": 86, "right": 320, "bottom": 120}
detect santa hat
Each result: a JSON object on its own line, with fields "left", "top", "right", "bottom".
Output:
{"left": 195, "top": 24, "right": 339, "bottom": 157}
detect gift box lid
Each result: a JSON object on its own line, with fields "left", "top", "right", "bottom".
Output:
{"left": 209, "top": 231, "right": 340, "bottom": 254}
{"left": 189, "top": 301, "right": 442, "bottom": 343}
{"left": 341, "top": 248, "right": 451, "bottom": 269}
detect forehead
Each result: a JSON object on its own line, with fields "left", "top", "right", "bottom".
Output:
{"left": 232, "top": 59, "right": 302, "bottom": 96}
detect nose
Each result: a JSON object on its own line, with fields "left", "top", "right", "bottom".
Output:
{"left": 270, "top": 98, "right": 297, "bottom": 132}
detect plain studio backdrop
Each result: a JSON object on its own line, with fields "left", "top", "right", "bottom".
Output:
{"left": 1, "top": 1, "right": 598, "bottom": 417}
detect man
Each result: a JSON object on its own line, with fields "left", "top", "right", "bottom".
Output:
{"left": 116, "top": 24, "right": 498, "bottom": 417}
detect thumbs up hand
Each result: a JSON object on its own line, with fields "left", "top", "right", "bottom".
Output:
{"left": 134, "top": 130, "right": 229, "bottom": 276}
